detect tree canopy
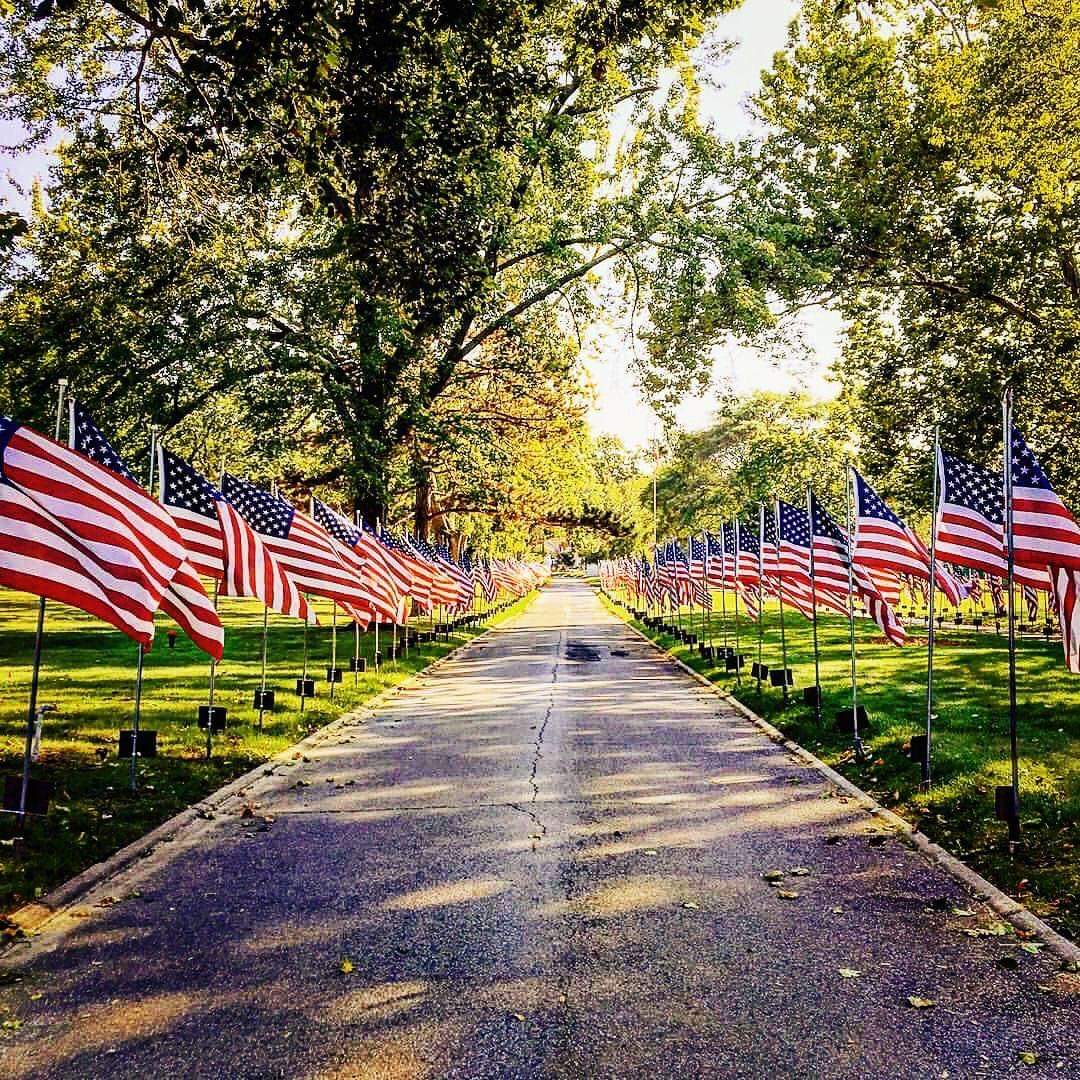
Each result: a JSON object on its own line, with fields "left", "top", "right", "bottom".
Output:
{"left": 749, "top": 0, "right": 1080, "bottom": 511}
{"left": 1, "top": 0, "right": 829, "bottom": 541}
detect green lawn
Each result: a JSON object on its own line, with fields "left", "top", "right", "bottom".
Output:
{"left": 0, "top": 590, "right": 530, "bottom": 918}
{"left": 599, "top": 588, "right": 1080, "bottom": 942}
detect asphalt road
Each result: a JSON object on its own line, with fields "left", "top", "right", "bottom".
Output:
{"left": 1, "top": 578, "right": 1078, "bottom": 1078}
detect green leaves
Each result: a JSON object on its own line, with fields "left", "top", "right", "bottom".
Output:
{"left": 750, "top": 0, "right": 1080, "bottom": 512}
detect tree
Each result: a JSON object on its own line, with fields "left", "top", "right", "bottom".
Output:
{"left": 1, "top": 0, "right": 833, "bottom": 533}
{"left": 748, "top": 0, "right": 1080, "bottom": 511}
{"left": 648, "top": 392, "right": 853, "bottom": 540}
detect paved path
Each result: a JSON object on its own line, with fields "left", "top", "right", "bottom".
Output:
{"left": 1, "top": 579, "right": 1077, "bottom": 1078}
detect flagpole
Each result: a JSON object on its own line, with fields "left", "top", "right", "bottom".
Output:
{"left": 300, "top": 598, "right": 310, "bottom": 713}
{"left": 129, "top": 425, "right": 157, "bottom": 791}
{"left": 845, "top": 465, "right": 863, "bottom": 756}
{"left": 698, "top": 536, "right": 706, "bottom": 648}
{"left": 1002, "top": 389, "right": 1022, "bottom": 846}
{"left": 756, "top": 504, "right": 765, "bottom": 698}
{"left": 719, "top": 527, "right": 730, "bottom": 656}
{"left": 329, "top": 603, "right": 338, "bottom": 701}
{"left": 733, "top": 521, "right": 742, "bottom": 684}
{"left": 17, "top": 378, "right": 68, "bottom": 825}
{"left": 257, "top": 481, "right": 277, "bottom": 731}
{"left": 924, "top": 428, "right": 941, "bottom": 790}
{"left": 806, "top": 488, "right": 823, "bottom": 723}
{"left": 204, "top": 462, "right": 226, "bottom": 759}
{"left": 205, "top": 582, "right": 221, "bottom": 759}
{"left": 388, "top": 527, "right": 398, "bottom": 667}
{"left": 775, "top": 499, "right": 790, "bottom": 707}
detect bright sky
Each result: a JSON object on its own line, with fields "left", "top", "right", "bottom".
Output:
{"left": 585, "top": 0, "right": 842, "bottom": 451}
{"left": 0, "top": 2, "right": 838, "bottom": 453}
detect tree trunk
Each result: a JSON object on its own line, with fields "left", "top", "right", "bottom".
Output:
{"left": 413, "top": 456, "right": 433, "bottom": 540}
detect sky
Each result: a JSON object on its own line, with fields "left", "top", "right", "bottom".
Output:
{"left": 0, "top": 2, "right": 838, "bottom": 453}
{"left": 584, "top": 0, "right": 842, "bottom": 451}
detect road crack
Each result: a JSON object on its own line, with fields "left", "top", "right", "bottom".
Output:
{"left": 509, "top": 629, "right": 561, "bottom": 851}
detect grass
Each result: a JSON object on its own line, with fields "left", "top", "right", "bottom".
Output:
{"left": 0, "top": 590, "right": 532, "bottom": 916}
{"left": 599, "top": 587, "right": 1080, "bottom": 942}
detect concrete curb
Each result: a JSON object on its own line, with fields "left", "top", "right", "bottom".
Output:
{"left": 3, "top": 599, "right": 531, "bottom": 953}
{"left": 609, "top": 599, "right": 1080, "bottom": 969}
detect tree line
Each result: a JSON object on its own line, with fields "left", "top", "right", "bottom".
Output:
{"left": 1, "top": 0, "right": 1076, "bottom": 548}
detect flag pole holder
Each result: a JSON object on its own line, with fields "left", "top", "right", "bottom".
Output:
{"left": 197, "top": 705, "right": 227, "bottom": 733}
{"left": 296, "top": 608, "right": 315, "bottom": 705}
{"left": 255, "top": 597, "right": 273, "bottom": 727}
{"left": 834, "top": 705, "right": 869, "bottom": 733}
{"left": 327, "top": 604, "right": 341, "bottom": 699}
{"left": 253, "top": 688, "right": 276, "bottom": 711}
{"left": 119, "top": 729, "right": 158, "bottom": 759}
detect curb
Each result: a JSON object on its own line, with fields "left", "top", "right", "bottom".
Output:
{"left": 608, "top": 599, "right": 1080, "bottom": 969}
{"left": 3, "top": 599, "right": 531, "bottom": 955}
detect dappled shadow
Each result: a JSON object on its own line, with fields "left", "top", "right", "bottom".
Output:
{"left": 1, "top": 579, "right": 1077, "bottom": 1079}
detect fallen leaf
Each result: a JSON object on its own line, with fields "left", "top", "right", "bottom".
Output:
{"left": 682, "top": 901, "right": 699, "bottom": 910}
{"left": 28, "top": 992, "right": 42, "bottom": 1001}
{"left": 1021, "top": 943, "right": 1042, "bottom": 955}
{"left": 907, "top": 996, "right": 936, "bottom": 1009}
{"left": 1017, "top": 1051, "right": 1038, "bottom": 1066}
{"left": 761, "top": 870, "right": 785, "bottom": 882}
{"left": 838, "top": 968, "right": 861, "bottom": 979}
{"left": 831, "top": 906, "right": 844, "bottom": 914}
{"left": 788, "top": 867, "right": 811, "bottom": 877}
{"left": 339, "top": 958, "right": 355, "bottom": 974}
{"left": 777, "top": 890, "right": 800, "bottom": 900}
{"left": 510, "top": 1012, "right": 526, "bottom": 1022}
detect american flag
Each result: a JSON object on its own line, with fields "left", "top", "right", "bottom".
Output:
{"left": 733, "top": 522, "right": 761, "bottom": 618}
{"left": 1010, "top": 426, "right": 1080, "bottom": 671}
{"left": 761, "top": 504, "right": 780, "bottom": 592}
{"left": 70, "top": 403, "right": 224, "bottom": 660}
{"left": 479, "top": 557, "right": 497, "bottom": 602}
{"left": 773, "top": 500, "right": 819, "bottom": 618}
{"left": 0, "top": 415, "right": 185, "bottom": 646}
{"left": 405, "top": 535, "right": 462, "bottom": 605}
{"left": 1023, "top": 584, "right": 1041, "bottom": 622}
{"left": 936, "top": 446, "right": 1048, "bottom": 590}
{"left": 159, "top": 449, "right": 312, "bottom": 625}
{"left": 654, "top": 543, "right": 675, "bottom": 606}
{"left": 689, "top": 533, "right": 706, "bottom": 580}
{"left": 382, "top": 528, "right": 436, "bottom": 610}
{"left": 689, "top": 535, "right": 712, "bottom": 607}
{"left": 670, "top": 539, "right": 693, "bottom": 604}
{"left": 722, "top": 522, "right": 737, "bottom": 588}
{"left": 704, "top": 531, "right": 725, "bottom": 589}
{"left": 853, "top": 469, "right": 965, "bottom": 606}
{"left": 736, "top": 521, "right": 760, "bottom": 589}
{"left": 224, "top": 475, "right": 374, "bottom": 614}
{"left": 309, "top": 499, "right": 401, "bottom": 622}
{"left": 1010, "top": 427, "right": 1080, "bottom": 572}
{"left": 435, "top": 542, "right": 474, "bottom": 608}
{"left": 989, "top": 575, "right": 1005, "bottom": 615}
{"left": 810, "top": 490, "right": 906, "bottom": 645}
{"left": 640, "top": 557, "right": 659, "bottom": 606}
{"left": 366, "top": 526, "right": 414, "bottom": 598}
